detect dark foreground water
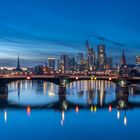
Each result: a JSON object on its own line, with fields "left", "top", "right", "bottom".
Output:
{"left": 0, "top": 80, "right": 140, "bottom": 140}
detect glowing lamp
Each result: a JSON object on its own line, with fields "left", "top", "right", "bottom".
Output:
{"left": 27, "top": 76, "right": 31, "bottom": 80}
{"left": 91, "top": 77, "right": 93, "bottom": 80}
{"left": 109, "top": 77, "right": 112, "bottom": 81}
{"left": 76, "top": 77, "right": 79, "bottom": 80}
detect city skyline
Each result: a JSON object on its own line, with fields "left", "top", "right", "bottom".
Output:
{"left": 0, "top": 0, "right": 140, "bottom": 67}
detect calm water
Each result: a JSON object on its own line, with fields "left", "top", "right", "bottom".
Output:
{"left": 0, "top": 80, "right": 140, "bottom": 140}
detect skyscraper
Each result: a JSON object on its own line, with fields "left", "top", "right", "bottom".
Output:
{"left": 69, "top": 57, "right": 75, "bottom": 71}
{"left": 77, "top": 53, "right": 84, "bottom": 65}
{"left": 60, "top": 55, "right": 69, "bottom": 71}
{"left": 86, "top": 40, "right": 96, "bottom": 71}
{"left": 48, "top": 58, "right": 56, "bottom": 71}
{"left": 106, "top": 57, "right": 113, "bottom": 69}
{"left": 77, "top": 53, "right": 85, "bottom": 71}
{"left": 120, "top": 50, "right": 126, "bottom": 66}
{"left": 97, "top": 44, "right": 106, "bottom": 70}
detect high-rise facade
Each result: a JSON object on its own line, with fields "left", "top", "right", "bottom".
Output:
{"left": 77, "top": 53, "right": 85, "bottom": 71}
{"left": 69, "top": 57, "right": 75, "bottom": 71}
{"left": 48, "top": 58, "right": 56, "bottom": 71}
{"left": 97, "top": 44, "right": 106, "bottom": 70}
{"left": 60, "top": 55, "right": 69, "bottom": 71}
{"left": 86, "top": 40, "right": 96, "bottom": 71}
{"left": 77, "top": 53, "right": 84, "bottom": 65}
{"left": 106, "top": 57, "right": 113, "bottom": 69}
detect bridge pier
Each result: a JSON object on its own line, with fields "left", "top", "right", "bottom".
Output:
{"left": 115, "top": 85, "right": 130, "bottom": 109}
{"left": 116, "top": 78, "right": 128, "bottom": 87}
{"left": 0, "top": 83, "right": 8, "bottom": 107}
{"left": 0, "top": 84, "right": 8, "bottom": 95}
{"left": 58, "top": 84, "right": 68, "bottom": 111}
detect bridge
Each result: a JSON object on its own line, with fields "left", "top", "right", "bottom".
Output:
{"left": 0, "top": 75, "right": 140, "bottom": 85}
{"left": 0, "top": 74, "right": 140, "bottom": 95}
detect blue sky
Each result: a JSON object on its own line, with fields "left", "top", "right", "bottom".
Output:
{"left": 0, "top": 0, "right": 140, "bottom": 67}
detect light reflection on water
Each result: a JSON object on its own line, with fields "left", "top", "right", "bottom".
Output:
{"left": 8, "top": 81, "right": 59, "bottom": 105}
{"left": 0, "top": 80, "right": 139, "bottom": 140}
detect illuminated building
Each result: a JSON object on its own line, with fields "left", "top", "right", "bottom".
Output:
{"left": 48, "top": 57, "right": 56, "bottom": 71}
{"left": 60, "top": 55, "right": 69, "bottom": 71}
{"left": 106, "top": 57, "right": 113, "bottom": 69}
{"left": 97, "top": 44, "right": 106, "bottom": 70}
{"left": 76, "top": 53, "right": 85, "bottom": 71}
{"left": 86, "top": 40, "right": 96, "bottom": 71}
{"left": 34, "top": 65, "right": 44, "bottom": 75}
{"left": 69, "top": 57, "right": 75, "bottom": 71}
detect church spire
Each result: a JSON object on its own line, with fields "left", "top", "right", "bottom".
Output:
{"left": 120, "top": 50, "right": 126, "bottom": 65}
{"left": 16, "top": 55, "right": 21, "bottom": 71}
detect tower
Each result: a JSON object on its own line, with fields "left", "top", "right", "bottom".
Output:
{"left": 97, "top": 44, "right": 106, "bottom": 70}
{"left": 120, "top": 50, "right": 126, "bottom": 66}
{"left": 16, "top": 55, "right": 21, "bottom": 71}
{"left": 86, "top": 40, "right": 96, "bottom": 71}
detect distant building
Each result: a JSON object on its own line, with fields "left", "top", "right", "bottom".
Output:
{"left": 120, "top": 50, "right": 126, "bottom": 66}
{"left": 16, "top": 56, "right": 22, "bottom": 71}
{"left": 34, "top": 65, "right": 43, "bottom": 75}
{"left": 86, "top": 40, "right": 96, "bottom": 71}
{"left": 60, "top": 55, "right": 69, "bottom": 71}
{"left": 77, "top": 53, "right": 85, "bottom": 71}
{"left": 77, "top": 53, "right": 84, "bottom": 65}
{"left": 136, "top": 56, "right": 140, "bottom": 65}
{"left": 97, "top": 44, "right": 106, "bottom": 70}
{"left": 69, "top": 57, "right": 75, "bottom": 71}
{"left": 48, "top": 58, "right": 56, "bottom": 71}
{"left": 106, "top": 57, "right": 113, "bottom": 69}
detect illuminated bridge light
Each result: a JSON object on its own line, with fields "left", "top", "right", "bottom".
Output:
{"left": 91, "top": 77, "right": 93, "bottom": 80}
{"left": 109, "top": 77, "right": 112, "bottom": 81}
{"left": 26, "top": 76, "right": 31, "bottom": 80}
{"left": 94, "top": 77, "right": 97, "bottom": 80}
{"left": 76, "top": 77, "right": 79, "bottom": 80}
